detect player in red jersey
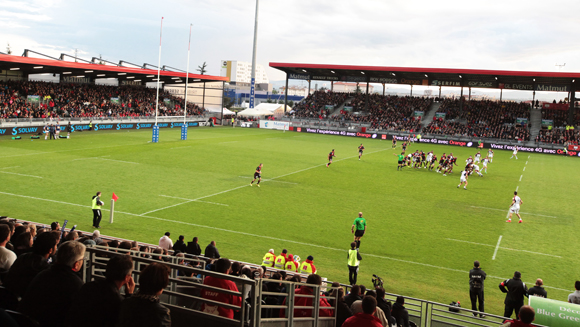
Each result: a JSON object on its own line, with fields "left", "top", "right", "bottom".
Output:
{"left": 358, "top": 144, "right": 365, "bottom": 160}
{"left": 326, "top": 149, "right": 336, "bottom": 167}
{"left": 250, "top": 163, "right": 263, "bottom": 187}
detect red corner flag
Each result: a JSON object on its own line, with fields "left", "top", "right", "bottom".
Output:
{"left": 112, "top": 193, "right": 119, "bottom": 202}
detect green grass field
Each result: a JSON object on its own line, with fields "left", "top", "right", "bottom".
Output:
{"left": 1, "top": 126, "right": 578, "bottom": 316}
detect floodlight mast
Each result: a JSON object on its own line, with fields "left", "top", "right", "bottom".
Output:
{"left": 249, "top": 0, "right": 259, "bottom": 109}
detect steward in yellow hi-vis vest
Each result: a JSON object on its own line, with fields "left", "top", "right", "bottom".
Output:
{"left": 285, "top": 254, "right": 298, "bottom": 272}
{"left": 91, "top": 191, "right": 104, "bottom": 229}
{"left": 347, "top": 242, "right": 362, "bottom": 285}
{"left": 262, "top": 249, "right": 276, "bottom": 267}
{"left": 300, "top": 255, "right": 316, "bottom": 274}
{"left": 274, "top": 249, "right": 288, "bottom": 269}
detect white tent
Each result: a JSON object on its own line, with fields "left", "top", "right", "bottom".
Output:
{"left": 254, "top": 103, "right": 285, "bottom": 113}
{"left": 237, "top": 107, "right": 271, "bottom": 117}
{"left": 206, "top": 107, "right": 236, "bottom": 115}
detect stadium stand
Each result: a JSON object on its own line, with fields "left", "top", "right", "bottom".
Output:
{"left": 0, "top": 217, "right": 555, "bottom": 327}
{"left": 0, "top": 80, "right": 205, "bottom": 119}
{"left": 290, "top": 90, "right": 350, "bottom": 118}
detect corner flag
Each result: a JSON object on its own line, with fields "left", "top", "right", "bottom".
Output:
{"left": 112, "top": 193, "right": 119, "bottom": 202}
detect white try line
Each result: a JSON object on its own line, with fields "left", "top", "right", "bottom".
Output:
{"left": 492, "top": 235, "right": 503, "bottom": 260}
{"left": 158, "top": 194, "right": 229, "bottom": 206}
{"left": 237, "top": 176, "right": 298, "bottom": 185}
{"left": 0, "top": 143, "right": 141, "bottom": 159}
{"left": 0, "top": 166, "right": 20, "bottom": 170}
{"left": 71, "top": 157, "right": 139, "bottom": 164}
{"left": 519, "top": 175, "right": 523, "bottom": 181}
{"left": 446, "top": 238, "right": 561, "bottom": 259}
{"left": 523, "top": 167, "right": 526, "bottom": 172}
{"left": 0, "top": 171, "right": 43, "bottom": 179}
{"left": 470, "top": 206, "right": 557, "bottom": 218}
{"left": 515, "top": 186, "right": 519, "bottom": 192}
{"left": 526, "top": 161, "right": 528, "bottom": 165}
{"left": 0, "top": 190, "right": 572, "bottom": 293}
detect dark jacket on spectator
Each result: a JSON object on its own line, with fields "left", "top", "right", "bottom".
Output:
{"left": 335, "top": 299, "right": 353, "bottom": 327}
{"left": 19, "top": 263, "right": 84, "bottom": 327}
{"left": 499, "top": 277, "right": 528, "bottom": 305}
{"left": 343, "top": 292, "right": 361, "bottom": 307}
{"left": 3, "top": 252, "right": 49, "bottom": 298}
{"left": 528, "top": 286, "right": 547, "bottom": 298}
{"left": 204, "top": 243, "right": 220, "bottom": 259}
{"left": 377, "top": 297, "right": 393, "bottom": 325}
{"left": 186, "top": 242, "right": 201, "bottom": 256}
{"left": 391, "top": 301, "right": 410, "bottom": 327}
{"left": 118, "top": 294, "right": 171, "bottom": 327}
{"left": 172, "top": 240, "right": 186, "bottom": 253}
{"left": 65, "top": 278, "right": 126, "bottom": 327}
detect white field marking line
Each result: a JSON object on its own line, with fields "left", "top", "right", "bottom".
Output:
{"left": 0, "top": 143, "right": 138, "bottom": 159}
{"left": 526, "top": 161, "right": 528, "bottom": 165}
{"left": 158, "top": 194, "right": 228, "bottom": 206}
{"left": 219, "top": 141, "right": 239, "bottom": 144}
{"left": 528, "top": 155, "right": 531, "bottom": 159}
{"left": 446, "top": 238, "right": 561, "bottom": 259}
{"left": 492, "top": 235, "right": 503, "bottom": 260}
{"left": 0, "top": 166, "right": 20, "bottom": 169}
{"left": 516, "top": 186, "right": 519, "bottom": 192}
{"left": 1, "top": 190, "right": 573, "bottom": 293}
{"left": 237, "top": 176, "right": 298, "bottom": 185}
{"left": 470, "top": 206, "right": 557, "bottom": 218}
{"left": 519, "top": 175, "right": 523, "bottom": 181}
{"left": 143, "top": 148, "right": 392, "bottom": 215}
{"left": 71, "top": 157, "right": 138, "bottom": 164}
{"left": 0, "top": 171, "right": 43, "bottom": 179}
{"left": 523, "top": 167, "right": 526, "bottom": 171}
{"left": 170, "top": 146, "right": 191, "bottom": 149}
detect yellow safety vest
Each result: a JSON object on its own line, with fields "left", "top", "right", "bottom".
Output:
{"left": 285, "top": 261, "right": 298, "bottom": 272}
{"left": 300, "top": 261, "right": 314, "bottom": 274}
{"left": 262, "top": 252, "right": 275, "bottom": 267}
{"left": 91, "top": 196, "right": 102, "bottom": 210}
{"left": 274, "top": 254, "right": 286, "bottom": 269}
{"left": 347, "top": 249, "right": 360, "bottom": 267}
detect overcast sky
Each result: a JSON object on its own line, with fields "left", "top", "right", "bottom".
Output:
{"left": 2, "top": 0, "right": 580, "bottom": 95}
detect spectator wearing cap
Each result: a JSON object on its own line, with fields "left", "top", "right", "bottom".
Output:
{"left": 262, "top": 248, "right": 276, "bottom": 267}
{"left": 528, "top": 279, "right": 547, "bottom": 298}
{"left": 20, "top": 241, "right": 86, "bottom": 327}
{"left": 299, "top": 255, "right": 316, "bottom": 274}
{"left": 342, "top": 296, "right": 382, "bottom": 327}
{"left": 499, "top": 271, "right": 529, "bottom": 319}
{"left": 158, "top": 232, "right": 173, "bottom": 250}
{"left": 500, "top": 305, "right": 536, "bottom": 327}
{"left": 172, "top": 235, "right": 186, "bottom": 253}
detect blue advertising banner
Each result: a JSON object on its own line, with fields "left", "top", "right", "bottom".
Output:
{"left": 181, "top": 124, "right": 188, "bottom": 140}
{"left": 152, "top": 125, "right": 159, "bottom": 143}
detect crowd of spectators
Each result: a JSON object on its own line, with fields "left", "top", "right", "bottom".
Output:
{"left": 536, "top": 128, "right": 579, "bottom": 145}
{"left": 424, "top": 99, "right": 531, "bottom": 141}
{"left": 0, "top": 80, "right": 206, "bottom": 120}
{"left": 290, "top": 90, "right": 350, "bottom": 119}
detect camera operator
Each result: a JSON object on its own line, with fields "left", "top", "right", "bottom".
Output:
{"left": 469, "top": 260, "right": 486, "bottom": 317}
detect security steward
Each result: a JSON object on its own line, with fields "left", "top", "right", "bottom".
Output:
{"left": 469, "top": 260, "right": 486, "bottom": 317}
{"left": 91, "top": 191, "right": 104, "bottom": 229}
{"left": 499, "top": 271, "right": 529, "bottom": 319}
{"left": 300, "top": 255, "right": 317, "bottom": 274}
{"left": 347, "top": 242, "right": 362, "bottom": 285}
{"left": 262, "top": 249, "right": 276, "bottom": 267}
{"left": 274, "top": 249, "right": 288, "bottom": 269}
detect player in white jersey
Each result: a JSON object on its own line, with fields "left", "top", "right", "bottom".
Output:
{"left": 488, "top": 149, "right": 494, "bottom": 163}
{"left": 466, "top": 156, "right": 473, "bottom": 165}
{"left": 510, "top": 147, "right": 518, "bottom": 159}
{"left": 474, "top": 151, "right": 481, "bottom": 163}
{"left": 506, "top": 191, "right": 523, "bottom": 223}
{"left": 472, "top": 164, "right": 483, "bottom": 177}
{"left": 482, "top": 157, "right": 489, "bottom": 174}
{"left": 457, "top": 170, "right": 469, "bottom": 190}
{"left": 426, "top": 152, "right": 433, "bottom": 169}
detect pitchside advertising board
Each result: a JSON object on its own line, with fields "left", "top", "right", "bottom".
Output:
{"left": 259, "top": 120, "right": 290, "bottom": 131}
{"left": 290, "top": 127, "right": 579, "bottom": 157}
{"left": 0, "top": 121, "right": 210, "bottom": 136}
{"left": 529, "top": 296, "right": 580, "bottom": 327}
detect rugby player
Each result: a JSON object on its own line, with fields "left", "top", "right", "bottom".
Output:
{"left": 250, "top": 163, "right": 263, "bottom": 187}
{"left": 458, "top": 169, "right": 469, "bottom": 190}
{"left": 392, "top": 138, "right": 397, "bottom": 149}
{"left": 510, "top": 147, "right": 518, "bottom": 159}
{"left": 506, "top": 191, "right": 523, "bottom": 223}
{"left": 358, "top": 144, "right": 365, "bottom": 160}
{"left": 482, "top": 156, "right": 489, "bottom": 174}
{"left": 326, "top": 149, "right": 336, "bottom": 167}
{"left": 488, "top": 149, "right": 494, "bottom": 163}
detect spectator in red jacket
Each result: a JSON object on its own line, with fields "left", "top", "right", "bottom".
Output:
{"left": 500, "top": 305, "right": 535, "bottom": 327}
{"left": 280, "top": 274, "right": 334, "bottom": 318}
{"left": 341, "top": 296, "right": 382, "bottom": 327}
{"left": 201, "top": 258, "right": 242, "bottom": 319}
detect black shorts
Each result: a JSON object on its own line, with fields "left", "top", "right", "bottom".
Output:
{"left": 359, "top": 150, "right": 363, "bottom": 154}
{"left": 354, "top": 230, "right": 365, "bottom": 237}
{"left": 254, "top": 173, "right": 261, "bottom": 179}
{"left": 398, "top": 160, "right": 403, "bottom": 164}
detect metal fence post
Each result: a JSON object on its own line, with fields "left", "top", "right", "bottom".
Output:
{"left": 313, "top": 285, "right": 320, "bottom": 327}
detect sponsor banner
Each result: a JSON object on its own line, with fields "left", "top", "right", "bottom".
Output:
{"left": 110, "top": 97, "right": 120, "bottom": 104}
{"left": 536, "top": 84, "right": 570, "bottom": 92}
{"left": 431, "top": 80, "right": 461, "bottom": 87}
{"left": 5, "top": 120, "right": 206, "bottom": 136}
{"left": 343, "top": 75, "right": 367, "bottom": 83}
{"left": 499, "top": 83, "right": 534, "bottom": 90}
{"left": 26, "top": 95, "right": 40, "bottom": 103}
{"left": 240, "top": 122, "right": 252, "bottom": 128}
{"left": 62, "top": 76, "right": 91, "bottom": 84}
{"left": 343, "top": 106, "right": 353, "bottom": 112}
{"left": 466, "top": 81, "right": 497, "bottom": 88}
{"left": 121, "top": 80, "right": 141, "bottom": 86}
{"left": 414, "top": 111, "right": 424, "bottom": 117}
{"left": 435, "top": 112, "right": 446, "bottom": 119}
{"left": 516, "top": 117, "right": 528, "bottom": 124}
{"left": 259, "top": 120, "right": 289, "bottom": 131}
{"left": 163, "top": 98, "right": 172, "bottom": 105}
{"left": 529, "top": 296, "right": 580, "bottom": 327}
{"left": 541, "top": 119, "right": 553, "bottom": 126}
{"left": 542, "top": 103, "right": 568, "bottom": 110}
{"left": 399, "top": 78, "right": 428, "bottom": 86}
{"left": 569, "top": 144, "right": 580, "bottom": 151}
{"left": 291, "top": 128, "right": 579, "bottom": 157}
{"left": 311, "top": 75, "right": 339, "bottom": 81}
{"left": 324, "top": 105, "right": 334, "bottom": 110}
{"left": 288, "top": 73, "right": 310, "bottom": 80}
{"left": 369, "top": 77, "right": 398, "bottom": 84}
